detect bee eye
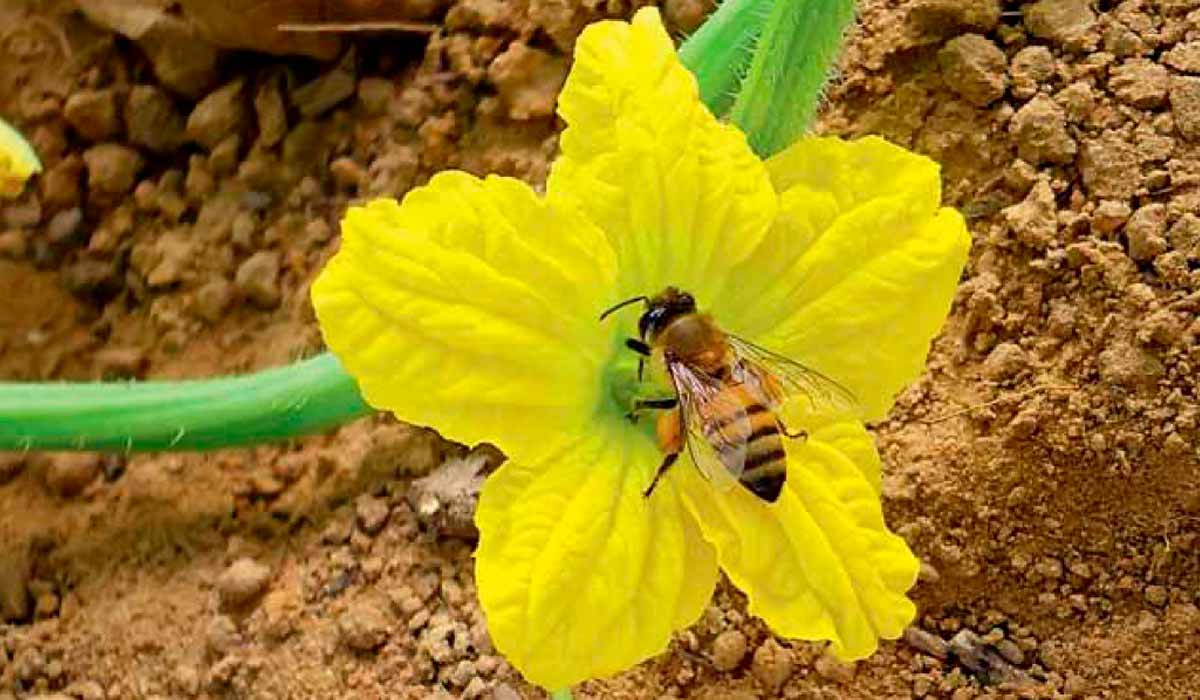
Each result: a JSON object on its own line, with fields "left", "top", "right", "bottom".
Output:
{"left": 639, "top": 308, "right": 664, "bottom": 338}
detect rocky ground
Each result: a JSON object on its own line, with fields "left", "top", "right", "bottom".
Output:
{"left": 1, "top": 0, "right": 1198, "bottom": 697}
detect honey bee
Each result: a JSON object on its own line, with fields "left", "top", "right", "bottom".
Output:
{"left": 601, "top": 287, "right": 858, "bottom": 503}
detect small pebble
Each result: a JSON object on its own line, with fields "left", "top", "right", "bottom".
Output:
{"left": 205, "top": 614, "right": 240, "bottom": 655}
{"left": 813, "top": 654, "right": 855, "bottom": 683}
{"left": 83, "top": 144, "right": 144, "bottom": 196}
{"left": 982, "top": 342, "right": 1027, "bottom": 381}
{"left": 356, "top": 494, "right": 390, "bottom": 535}
{"left": 43, "top": 453, "right": 101, "bottom": 498}
{"left": 186, "top": 79, "right": 247, "bottom": 149}
{"left": 1145, "top": 584, "right": 1168, "bottom": 607}
{"left": 193, "top": 278, "right": 234, "bottom": 322}
{"left": 447, "top": 659, "right": 476, "bottom": 687}
{"left": 710, "top": 629, "right": 747, "bottom": 671}
{"left": 235, "top": 250, "right": 281, "bottom": 309}
{"left": 64, "top": 89, "right": 120, "bottom": 141}
{"left": 216, "top": 557, "right": 271, "bottom": 606}
{"left": 750, "top": 637, "right": 794, "bottom": 692}
{"left": 321, "top": 512, "right": 354, "bottom": 545}
{"left": 462, "top": 676, "right": 488, "bottom": 700}
{"left": 996, "top": 638, "right": 1025, "bottom": 665}
{"left": 902, "top": 629, "right": 950, "bottom": 657}
{"left": 340, "top": 598, "right": 391, "bottom": 651}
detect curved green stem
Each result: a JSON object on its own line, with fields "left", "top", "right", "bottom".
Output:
{"left": 0, "top": 353, "right": 372, "bottom": 452}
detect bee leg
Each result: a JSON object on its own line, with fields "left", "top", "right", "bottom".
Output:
{"left": 625, "top": 397, "right": 678, "bottom": 423}
{"left": 625, "top": 338, "right": 652, "bottom": 356}
{"left": 624, "top": 338, "right": 651, "bottom": 382}
{"left": 642, "top": 452, "right": 679, "bottom": 499}
{"left": 777, "top": 420, "right": 807, "bottom": 441}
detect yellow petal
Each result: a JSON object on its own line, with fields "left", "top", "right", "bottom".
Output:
{"left": 547, "top": 7, "right": 777, "bottom": 303}
{"left": 716, "top": 136, "right": 970, "bottom": 422}
{"left": 311, "top": 171, "right": 617, "bottom": 465}
{"left": 0, "top": 116, "right": 42, "bottom": 198}
{"left": 475, "top": 427, "right": 718, "bottom": 689}
{"left": 678, "top": 419, "right": 918, "bottom": 659}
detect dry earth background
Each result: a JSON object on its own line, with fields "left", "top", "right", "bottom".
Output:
{"left": 2, "top": 0, "right": 1200, "bottom": 697}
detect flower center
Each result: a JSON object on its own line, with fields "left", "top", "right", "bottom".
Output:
{"left": 598, "top": 332, "right": 674, "bottom": 441}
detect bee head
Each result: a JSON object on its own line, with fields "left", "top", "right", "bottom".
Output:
{"left": 639, "top": 287, "right": 696, "bottom": 340}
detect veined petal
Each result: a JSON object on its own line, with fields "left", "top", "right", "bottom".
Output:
{"left": 678, "top": 419, "right": 918, "bottom": 659}
{"left": 715, "top": 136, "right": 971, "bottom": 422}
{"left": 547, "top": 7, "right": 777, "bottom": 303}
{"left": 311, "top": 171, "right": 617, "bottom": 465}
{"left": 475, "top": 427, "right": 718, "bottom": 689}
{"left": 0, "top": 116, "right": 42, "bottom": 198}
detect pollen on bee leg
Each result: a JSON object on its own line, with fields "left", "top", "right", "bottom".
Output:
{"left": 655, "top": 408, "right": 682, "bottom": 454}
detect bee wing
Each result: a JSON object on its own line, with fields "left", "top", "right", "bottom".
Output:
{"left": 665, "top": 359, "right": 748, "bottom": 491}
{"left": 726, "top": 335, "right": 860, "bottom": 420}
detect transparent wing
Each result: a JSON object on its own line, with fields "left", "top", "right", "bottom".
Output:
{"left": 665, "top": 359, "right": 747, "bottom": 490}
{"left": 726, "top": 335, "right": 860, "bottom": 420}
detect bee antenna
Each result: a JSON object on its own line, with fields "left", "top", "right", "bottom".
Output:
{"left": 599, "top": 295, "right": 648, "bottom": 321}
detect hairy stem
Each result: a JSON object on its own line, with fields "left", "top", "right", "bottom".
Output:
{"left": 0, "top": 353, "right": 372, "bottom": 452}
{"left": 729, "top": 0, "right": 858, "bottom": 157}
{"left": 678, "top": 0, "right": 774, "bottom": 118}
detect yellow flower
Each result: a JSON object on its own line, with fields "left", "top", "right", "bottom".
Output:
{"left": 312, "top": 7, "right": 969, "bottom": 690}
{"left": 0, "top": 116, "right": 42, "bottom": 198}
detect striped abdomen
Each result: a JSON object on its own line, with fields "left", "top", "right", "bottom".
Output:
{"left": 702, "top": 385, "right": 787, "bottom": 503}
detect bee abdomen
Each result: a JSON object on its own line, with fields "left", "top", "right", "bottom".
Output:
{"left": 740, "top": 407, "right": 787, "bottom": 502}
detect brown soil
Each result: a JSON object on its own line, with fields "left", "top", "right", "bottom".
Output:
{"left": 2, "top": 0, "right": 1199, "bottom": 698}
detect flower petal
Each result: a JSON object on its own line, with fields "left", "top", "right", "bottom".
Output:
{"left": 547, "top": 7, "right": 777, "bottom": 303}
{"left": 0, "top": 116, "right": 42, "bottom": 198}
{"left": 475, "top": 426, "right": 718, "bottom": 689}
{"left": 715, "top": 136, "right": 971, "bottom": 422}
{"left": 311, "top": 171, "right": 617, "bottom": 464}
{"left": 677, "top": 418, "right": 917, "bottom": 659}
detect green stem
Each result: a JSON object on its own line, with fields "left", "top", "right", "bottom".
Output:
{"left": 729, "top": 0, "right": 858, "bottom": 157}
{"left": 549, "top": 690, "right": 573, "bottom": 700}
{"left": 0, "top": 352, "right": 372, "bottom": 452}
{"left": 678, "top": 0, "right": 774, "bottom": 119}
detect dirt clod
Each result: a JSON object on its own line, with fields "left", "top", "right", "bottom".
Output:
{"left": 125, "top": 86, "right": 186, "bottom": 153}
{"left": 64, "top": 89, "right": 121, "bottom": 142}
{"left": 750, "top": 638, "right": 794, "bottom": 692}
{"left": 1010, "top": 95, "right": 1076, "bottom": 165}
{"left": 186, "top": 79, "right": 247, "bottom": 150}
{"left": 235, "top": 250, "right": 281, "bottom": 309}
{"left": 1023, "top": 0, "right": 1096, "bottom": 51}
{"left": 710, "top": 629, "right": 748, "bottom": 671}
{"left": 1080, "top": 133, "right": 1139, "bottom": 198}
{"left": 1109, "top": 59, "right": 1169, "bottom": 108}
{"left": 356, "top": 494, "right": 391, "bottom": 535}
{"left": 340, "top": 597, "right": 392, "bottom": 651}
{"left": 813, "top": 654, "right": 855, "bottom": 684}
{"left": 1010, "top": 46, "right": 1054, "bottom": 100}
{"left": 1170, "top": 76, "right": 1200, "bottom": 141}
{"left": 82, "top": 144, "right": 144, "bottom": 196}
{"left": 42, "top": 453, "right": 100, "bottom": 498}
{"left": 488, "top": 42, "right": 569, "bottom": 120}
{"left": 938, "top": 34, "right": 1007, "bottom": 107}
{"left": 216, "top": 557, "right": 271, "bottom": 607}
